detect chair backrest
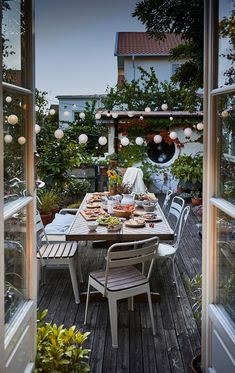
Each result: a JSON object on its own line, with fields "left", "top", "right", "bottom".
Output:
{"left": 167, "top": 196, "right": 185, "bottom": 232}
{"left": 174, "top": 205, "right": 190, "bottom": 249}
{"left": 104, "top": 236, "right": 159, "bottom": 294}
{"left": 162, "top": 190, "right": 173, "bottom": 210}
{"left": 36, "top": 210, "right": 49, "bottom": 247}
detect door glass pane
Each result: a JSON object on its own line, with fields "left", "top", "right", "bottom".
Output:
{"left": 3, "top": 90, "right": 30, "bottom": 205}
{"left": 4, "top": 208, "right": 27, "bottom": 329}
{"left": 2, "top": 0, "right": 28, "bottom": 87}
{"left": 218, "top": 0, "right": 235, "bottom": 87}
{"left": 216, "top": 93, "right": 235, "bottom": 205}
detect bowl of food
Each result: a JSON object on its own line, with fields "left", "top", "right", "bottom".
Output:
{"left": 107, "top": 217, "right": 122, "bottom": 232}
{"left": 143, "top": 201, "right": 157, "bottom": 212}
{"left": 112, "top": 204, "right": 134, "bottom": 218}
{"left": 87, "top": 221, "right": 98, "bottom": 231}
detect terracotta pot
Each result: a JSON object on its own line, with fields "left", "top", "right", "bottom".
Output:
{"left": 191, "top": 354, "right": 202, "bottom": 373}
{"left": 99, "top": 166, "right": 108, "bottom": 175}
{"left": 40, "top": 212, "right": 53, "bottom": 226}
{"left": 108, "top": 186, "right": 116, "bottom": 196}
{"left": 191, "top": 198, "right": 202, "bottom": 206}
{"left": 109, "top": 160, "right": 118, "bottom": 168}
{"left": 51, "top": 207, "right": 59, "bottom": 219}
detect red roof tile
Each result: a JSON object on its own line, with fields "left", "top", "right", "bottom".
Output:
{"left": 115, "top": 32, "right": 184, "bottom": 56}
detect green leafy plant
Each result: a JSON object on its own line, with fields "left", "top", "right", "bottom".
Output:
{"left": 187, "top": 274, "right": 202, "bottom": 322}
{"left": 37, "top": 190, "right": 60, "bottom": 214}
{"left": 140, "top": 161, "right": 160, "bottom": 186}
{"left": 171, "top": 153, "right": 203, "bottom": 185}
{"left": 97, "top": 158, "right": 109, "bottom": 166}
{"left": 34, "top": 309, "right": 90, "bottom": 373}
{"left": 63, "top": 177, "right": 91, "bottom": 196}
{"left": 108, "top": 152, "right": 119, "bottom": 161}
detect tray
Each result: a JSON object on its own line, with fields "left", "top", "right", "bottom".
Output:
{"left": 80, "top": 209, "right": 107, "bottom": 221}
{"left": 141, "top": 213, "right": 161, "bottom": 222}
{"left": 86, "top": 203, "right": 101, "bottom": 209}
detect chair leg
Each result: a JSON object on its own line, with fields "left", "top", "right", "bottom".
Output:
{"left": 68, "top": 259, "right": 80, "bottom": 304}
{"left": 172, "top": 255, "right": 180, "bottom": 298}
{"left": 77, "top": 260, "right": 84, "bottom": 283}
{"left": 84, "top": 278, "right": 91, "bottom": 325}
{"left": 108, "top": 296, "right": 118, "bottom": 348}
{"left": 147, "top": 286, "right": 156, "bottom": 336}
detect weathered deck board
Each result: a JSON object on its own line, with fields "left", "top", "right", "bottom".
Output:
{"left": 38, "top": 199, "right": 202, "bottom": 373}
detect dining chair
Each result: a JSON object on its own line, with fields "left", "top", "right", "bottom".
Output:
{"left": 162, "top": 189, "right": 173, "bottom": 211}
{"left": 167, "top": 195, "right": 185, "bottom": 233}
{"left": 36, "top": 210, "right": 83, "bottom": 304}
{"left": 84, "top": 236, "right": 159, "bottom": 348}
{"left": 158, "top": 205, "right": 190, "bottom": 297}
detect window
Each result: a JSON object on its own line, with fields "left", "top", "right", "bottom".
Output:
{"left": 147, "top": 139, "right": 176, "bottom": 164}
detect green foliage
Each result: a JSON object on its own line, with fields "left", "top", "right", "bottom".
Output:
{"left": 133, "top": 0, "right": 204, "bottom": 88}
{"left": 102, "top": 68, "right": 202, "bottom": 111}
{"left": 219, "top": 4, "right": 235, "bottom": 84}
{"left": 171, "top": 153, "right": 203, "bottom": 185}
{"left": 140, "top": 160, "right": 161, "bottom": 185}
{"left": 63, "top": 177, "right": 91, "bottom": 196}
{"left": 34, "top": 309, "right": 90, "bottom": 373}
{"left": 108, "top": 152, "right": 119, "bottom": 160}
{"left": 37, "top": 190, "right": 61, "bottom": 214}
{"left": 118, "top": 144, "right": 147, "bottom": 167}
{"left": 187, "top": 274, "right": 202, "bottom": 322}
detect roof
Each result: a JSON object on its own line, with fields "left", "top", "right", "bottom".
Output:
{"left": 115, "top": 32, "right": 184, "bottom": 56}
{"left": 56, "top": 94, "right": 106, "bottom": 100}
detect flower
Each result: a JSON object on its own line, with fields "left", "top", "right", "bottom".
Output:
{"left": 107, "top": 169, "right": 122, "bottom": 188}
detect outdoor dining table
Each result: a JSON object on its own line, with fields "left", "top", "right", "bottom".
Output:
{"left": 66, "top": 193, "right": 174, "bottom": 242}
{"left": 65, "top": 193, "right": 174, "bottom": 303}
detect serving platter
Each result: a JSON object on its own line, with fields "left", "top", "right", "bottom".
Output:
{"left": 141, "top": 213, "right": 161, "bottom": 222}
{"left": 125, "top": 218, "right": 146, "bottom": 228}
{"left": 86, "top": 202, "right": 101, "bottom": 209}
{"left": 80, "top": 208, "right": 108, "bottom": 221}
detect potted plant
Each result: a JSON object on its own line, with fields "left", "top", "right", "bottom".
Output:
{"left": 97, "top": 158, "right": 109, "bottom": 175}
{"left": 107, "top": 169, "right": 122, "bottom": 195}
{"left": 191, "top": 190, "right": 203, "bottom": 206}
{"left": 140, "top": 161, "right": 160, "bottom": 189}
{"left": 188, "top": 274, "right": 202, "bottom": 373}
{"left": 171, "top": 154, "right": 203, "bottom": 193}
{"left": 37, "top": 191, "right": 56, "bottom": 225}
{"left": 34, "top": 309, "right": 90, "bottom": 372}
{"left": 108, "top": 152, "right": 119, "bottom": 168}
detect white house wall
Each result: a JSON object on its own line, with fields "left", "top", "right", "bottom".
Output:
{"left": 124, "top": 57, "right": 188, "bottom": 86}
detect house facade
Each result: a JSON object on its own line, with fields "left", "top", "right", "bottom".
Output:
{"left": 115, "top": 32, "right": 188, "bottom": 85}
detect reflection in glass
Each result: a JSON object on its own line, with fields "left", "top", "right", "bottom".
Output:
{"left": 4, "top": 208, "right": 27, "bottom": 329}
{"left": 216, "top": 210, "right": 235, "bottom": 324}
{"left": 218, "top": 0, "right": 235, "bottom": 87}
{"left": 216, "top": 94, "right": 235, "bottom": 205}
{"left": 2, "top": 0, "right": 27, "bottom": 87}
{"left": 3, "top": 90, "right": 29, "bottom": 204}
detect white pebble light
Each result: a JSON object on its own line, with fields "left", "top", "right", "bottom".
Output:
{"left": 54, "top": 129, "right": 64, "bottom": 139}
{"left": 98, "top": 136, "right": 107, "bottom": 146}
{"left": 154, "top": 134, "right": 162, "bottom": 144}
{"left": 79, "top": 134, "right": 88, "bottom": 144}
{"left": 8, "top": 114, "right": 18, "bottom": 125}
{"left": 121, "top": 137, "right": 129, "bottom": 146}
{"left": 135, "top": 137, "right": 144, "bottom": 145}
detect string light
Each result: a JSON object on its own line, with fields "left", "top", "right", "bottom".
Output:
{"left": 127, "top": 111, "right": 134, "bottom": 117}
{"left": 35, "top": 105, "right": 39, "bottom": 112}
{"left": 95, "top": 113, "right": 101, "bottom": 120}
{"left": 64, "top": 110, "right": 70, "bottom": 117}
{"left": 79, "top": 134, "right": 88, "bottom": 144}
{"left": 112, "top": 112, "right": 118, "bottom": 119}
{"left": 154, "top": 134, "right": 162, "bottom": 144}
{"left": 161, "top": 103, "right": 168, "bottom": 111}
{"left": 8, "top": 114, "right": 18, "bottom": 125}
{"left": 221, "top": 110, "right": 229, "bottom": 118}
{"left": 98, "top": 136, "right": 107, "bottom": 145}
{"left": 54, "top": 129, "right": 64, "bottom": 139}
{"left": 121, "top": 137, "right": 129, "bottom": 146}
{"left": 135, "top": 137, "right": 144, "bottom": 145}
{"left": 169, "top": 116, "right": 173, "bottom": 121}
{"left": 18, "top": 136, "right": 26, "bottom": 145}
{"left": 196, "top": 122, "right": 204, "bottom": 131}
{"left": 184, "top": 127, "right": 192, "bottom": 138}
{"left": 139, "top": 114, "right": 144, "bottom": 120}
{"left": 4, "top": 134, "right": 13, "bottom": 143}
{"left": 35, "top": 124, "right": 41, "bottom": 134}
{"left": 5, "top": 96, "right": 12, "bottom": 103}
{"left": 49, "top": 108, "right": 56, "bottom": 115}
{"left": 79, "top": 112, "right": 85, "bottom": 119}
{"left": 169, "top": 131, "right": 178, "bottom": 140}
{"left": 144, "top": 107, "right": 151, "bottom": 113}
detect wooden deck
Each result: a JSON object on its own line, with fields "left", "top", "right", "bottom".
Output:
{"left": 38, "top": 201, "right": 202, "bottom": 373}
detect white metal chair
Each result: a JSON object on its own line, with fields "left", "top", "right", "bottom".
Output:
{"left": 84, "top": 236, "right": 159, "bottom": 348}
{"left": 158, "top": 206, "right": 190, "bottom": 297}
{"left": 167, "top": 196, "right": 185, "bottom": 233}
{"left": 162, "top": 189, "right": 173, "bottom": 211}
{"left": 36, "top": 210, "right": 83, "bottom": 304}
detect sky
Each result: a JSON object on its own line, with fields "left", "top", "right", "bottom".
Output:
{"left": 35, "top": 0, "right": 145, "bottom": 105}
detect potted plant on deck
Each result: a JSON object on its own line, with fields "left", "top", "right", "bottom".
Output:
{"left": 108, "top": 152, "right": 119, "bottom": 168}
{"left": 171, "top": 154, "right": 203, "bottom": 194}
{"left": 97, "top": 158, "right": 109, "bottom": 175}
{"left": 37, "top": 191, "right": 57, "bottom": 225}
{"left": 107, "top": 169, "right": 122, "bottom": 195}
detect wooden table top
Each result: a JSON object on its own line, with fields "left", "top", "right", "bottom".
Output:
{"left": 66, "top": 193, "right": 174, "bottom": 242}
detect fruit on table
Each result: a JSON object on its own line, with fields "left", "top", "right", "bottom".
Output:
{"left": 135, "top": 193, "right": 151, "bottom": 201}
{"left": 113, "top": 204, "right": 134, "bottom": 211}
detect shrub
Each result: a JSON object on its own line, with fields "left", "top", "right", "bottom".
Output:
{"left": 34, "top": 309, "right": 90, "bottom": 373}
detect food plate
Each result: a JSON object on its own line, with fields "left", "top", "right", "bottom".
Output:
{"left": 86, "top": 202, "right": 101, "bottom": 209}
{"left": 141, "top": 213, "right": 161, "bottom": 222}
{"left": 80, "top": 208, "right": 109, "bottom": 221}
{"left": 125, "top": 217, "right": 146, "bottom": 228}
{"left": 97, "top": 216, "right": 121, "bottom": 226}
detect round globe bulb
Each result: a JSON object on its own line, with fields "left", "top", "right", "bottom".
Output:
{"left": 196, "top": 122, "right": 204, "bottom": 131}
{"left": 79, "top": 134, "right": 88, "bottom": 144}
{"left": 18, "top": 136, "right": 26, "bottom": 145}
{"left": 127, "top": 111, "right": 134, "bottom": 117}
{"left": 169, "top": 131, "right": 178, "bottom": 140}
{"left": 139, "top": 115, "right": 144, "bottom": 120}
{"left": 184, "top": 127, "right": 193, "bottom": 138}
{"left": 221, "top": 110, "right": 229, "bottom": 118}
{"left": 79, "top": 112, "right": 85, "bottom": 119}
{"left": 112, "top": 112, "right": 118, "bottom": 119}
{"left": 54, "top": 129, "right": 64, "bottom": 139}
{"left": 4, "top": 134, "right": 13, "bottom": 143}
{"left": 161, "top": 103, "right": 168, "bottom": 111}
{"left": 121, "top": 137, "right": 129, "bottom": 146}
{"left": 98, "top": 136, "right": 107, "bottom": 146}
{"left": 49, "top": 108, "right": 56, "bottom": 115}
{"left": 169, "top": 116, "right": 173, "bottom": 121}
{"left": 8, "top": 114, "right": 18, "bottom": 125}
{"left": 64, "top": 110, "right": 70, "bottom": 117}
{"left": 35, "top": 105, "right": 39, "bottom": 112}
{"left": 154, "top": 134, "right": 162, "bottom": 144}
{"left": 144, "top": 107, "right": 151, "bottom": 113}
{"left": 95, "top": 113, "right": 101, "bottom": 120}
{"left": 35, "top": 124, "right": 41, "bottom": 134}
{"left": 6, "top": 96, "right": 12, "bottom": 103}
{"left": 135, "top": 137, "right": 144, "bottom": 146}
